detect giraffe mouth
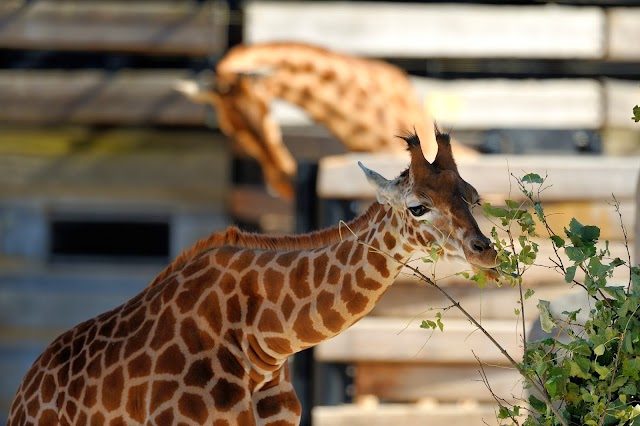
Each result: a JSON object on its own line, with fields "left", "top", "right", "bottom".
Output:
{"left": 471, "top": 264, "right": 501, "bottom": 280}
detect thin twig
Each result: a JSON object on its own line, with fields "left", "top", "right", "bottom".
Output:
{"left": 403, "top": 263, "right": 569, "bottom": 426}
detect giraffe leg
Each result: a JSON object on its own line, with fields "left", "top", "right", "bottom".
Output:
{"left": 252, "top": 365, "right": 302, "bottom": 426}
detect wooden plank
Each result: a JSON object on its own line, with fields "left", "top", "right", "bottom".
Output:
{"left": 0, "top": 0, "right": 227, "bottom": 55}
{"left": 314, "top": 317, "right": 524, "bottom": 365}
{"left": 413, "top": 78, "right": 602, "bottom": 129}
{"left": 317, "top": 154, "right": 640, "bottom": 201}
{"left": 372, "top": 280, "right": 580, "bottom": 322}
{"left": 313, "top": 403, "right": 505, "bottom": 426}
{"left": 607, "top": 8, "right": 640, "bottom": 60}
{"left": 604, "top": 79, "right": 640, "bottom": 129}
{"left": 355, "top": 362, "right": 523, "bottom": 403}
{"left": 0, "top": 70, "right": 207, "bottom": 125}
{"left": 246, "top": 2, "right": 605, "bottom": 59}
{"left": 271, "top": 78, "right": 603, "bottom": 129}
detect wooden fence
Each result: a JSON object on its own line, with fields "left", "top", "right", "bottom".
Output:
{"left": 313, "top": 154, "right": 639, "bottom": 425}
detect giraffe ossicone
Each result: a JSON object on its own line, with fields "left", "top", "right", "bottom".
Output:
{"left": 7, "top": 129, "right": 496, "bottom": 426}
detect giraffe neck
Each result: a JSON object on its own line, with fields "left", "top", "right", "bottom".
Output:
{"left": 260, "top": 203, "right": 411, "bottom": 354}
{"left": 216, "top": 203, "right": 413, "bottom": 368}
{"left": 216, "top": 42, "right": 422, "bottom": 152}
{"left": 159, "top": 202, "right": 415, "bottom": 386}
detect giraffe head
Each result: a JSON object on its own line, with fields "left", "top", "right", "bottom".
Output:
{"left": 359, "top": 128, "right": 499, "bottom": 277}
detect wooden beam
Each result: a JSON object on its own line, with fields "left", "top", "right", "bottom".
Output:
{"left": 317, "top": 154, "right": 640, "bottom": 201}
{"left": 314, "top": 317, "right": 523, "bottom": 365}
{"left": 355, "top": 362, "right": 523, "bottom": 403}
{"left": 0, "top": 70, "right": 207, "bottom": 125}
{"left": 0, "top": 0, "right": 227, "bottom": 56}
{"left": 245, "top": 2, "right": 605, "bottom": 59}
{"left": 313, "top": 403, "right": 505, "bottom": 426}
{"left": 413, "top": 78, "right": 602, "bottom": 129}
{"left": 607, "top": 8, "right": 640, "bottom": 60}
{"left": 605, "top": 79, "right": 640, "bottom": 129}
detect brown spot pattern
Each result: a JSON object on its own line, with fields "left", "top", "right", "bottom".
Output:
{"left": 155, "top": 344, "right": 186, "bottom": 375}
{"left": 102, "top": 367, "right": 124, "bottom": 411}
{"left": 211, "top": 378, "right": 246, "bottom": 412}
{"left": 292, "top": 304, "right": 325, "bottom": 343}
{"left": 198, "top": 291, "right": 223, "bottom": 336}
{"left": 290, "top": 258, "right": 311, "bottom": 299}
{"left": 178, "top": 393, "right": 208, "bottom": 424}
{"left": 263, "top": 268, "right": 284, "bottom": 303}
{"left": 258, "top": 308, "right": 284, "bottom": 333}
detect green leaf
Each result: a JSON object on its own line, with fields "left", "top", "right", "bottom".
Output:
{"left": 524, "top": 289, "right": 535, "bottom": 299}
{"left": 581, "top": 225, "right": 600, "bottom": 242}
{"left": 566, "top": 246, "right": 589, "bottom": 263}
{"left": 538, "top": 299, "right": 555, "bottom": 333}
{"left": 594, "top": 344, "right": 605, "bottom": 356}
{"left": 420, "top": 320, "right": 437, "bottom": 330}
{"left": 593, "top": 360, "right": 611, "bottom": 379}
{"left": 505, "top": 199, "right": 522, "bottom": 209}
{"left": 471, "top": 271, "right": 488, "bottom": 289}
{"left": 528, "top": 394, "right": 547, "bottom": 413}
{"left": 551, "top": 235, "right": 565, "bottom": 248}
{"left": 633, "top": 105, "right": 640, "bottom": 122}
{"left": 534, "top": 201, "right": 544, "bottom": 221}
{"left": 482, "top": 203, "right": 508, "bottom": 218}
{"left": 565, "top": 265, "right": 577, "bottom": 283}
{"left": 522, "top": 173, "right": 544, "bottom": 184}
{"left": 568, "top": 218, "right": 584, "bottom": 235}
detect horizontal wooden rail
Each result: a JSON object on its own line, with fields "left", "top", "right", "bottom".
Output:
{"left": 0, "top": 70, "right": 206, "bottom": 125}
{"left": 246, "top": 2, "right": 605, "bottom": 59}
{"left": 313, "top": 403, "right": 505, "bottom": 426}
{"left": 314, "top": 317, "right": 523, "bottom": 365}
{"left": 0, "top": 0, "right": 227, "bottom": 56}
{"left": 607, "top": 8, "right": 640, "bottom": 60}
{"left": 317, "top": 154, "right": 640, "bottom": 201}
{"left": 355, "top": 362, "right": 522, "bottom": 404}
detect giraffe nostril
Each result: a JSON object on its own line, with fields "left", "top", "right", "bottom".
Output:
{"left": 471, "top": 238, "right": 489, "bottom": 253}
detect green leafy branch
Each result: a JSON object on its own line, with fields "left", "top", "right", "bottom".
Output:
{"left": 633, "top": 105, "right": 639, "bottom": 123}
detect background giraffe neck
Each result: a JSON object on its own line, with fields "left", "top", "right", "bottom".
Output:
{"left": 216, "top": 42, "right": 425, "bottom": 152}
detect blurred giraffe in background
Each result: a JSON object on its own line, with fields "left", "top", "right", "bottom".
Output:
{"left": 178, "top": 42, "right": 477, "bottom": 199}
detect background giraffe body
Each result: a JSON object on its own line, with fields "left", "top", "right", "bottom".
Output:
{"left": 8, "top": 131, "right": 496, "bottom": 426}
{"left": 180, "top": 42, "right": 475, "bottom": 199}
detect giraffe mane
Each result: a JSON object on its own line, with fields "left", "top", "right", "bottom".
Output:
{"left": 148, "top": 202, "right": 384, "bottom": 287}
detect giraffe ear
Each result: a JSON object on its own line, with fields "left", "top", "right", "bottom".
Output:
{"left": 358, "top": 162, "right": 398, "bottom": 205}
{"left": 432, "top": 125, "right": 458, "bottom": 172}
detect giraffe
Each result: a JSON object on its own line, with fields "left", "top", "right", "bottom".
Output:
{"left": 177, "top": 41, "right": 477, "bottom": 199}
{"left": 7, "top": 128, "right": 497, "bottom": 426}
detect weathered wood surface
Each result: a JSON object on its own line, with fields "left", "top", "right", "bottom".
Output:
{"left": 0, "top": 0, "right": 227, "bottom": 55}
{"left": 314, "top": 317, "right": 523, "bottom": 365}
{"left": 317, "top": 154, "right": 640, "bottom": 202}
{"left": 413, "top": 79, "right": 602, "bottom": 129}
{"left": 607, "top": 8, "right": 640, "bottom": 60}
{"left": 313, "top": 402, "right": 505, "bottom": 426}
{"left": 355, "top": 362, "right": 523, "bottom": 403}
{"left": 0, "top": 70, "right": 207, "bottom": 125}
{"left": 245, "top": 2, "right": 604, "bottom": 59}
{"left": 604, "top": 79, "right": 640, "bottom": 129}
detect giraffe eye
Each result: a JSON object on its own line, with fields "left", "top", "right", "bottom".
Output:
{"left": 408, "top": 205, "right": 430, "bottom": 217}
